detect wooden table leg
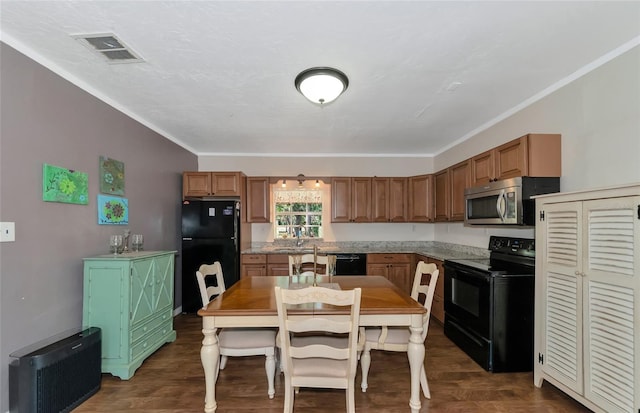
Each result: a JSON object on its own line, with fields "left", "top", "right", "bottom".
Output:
{"left": 201, "top": 317, "right": 220, "bottom": 413}
{"left": 407, "top": 315, "right": 425, "bottom": 413}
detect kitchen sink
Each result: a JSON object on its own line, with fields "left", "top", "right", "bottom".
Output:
{"left": 267, "top": 246, "right": 338, "bottom": 254}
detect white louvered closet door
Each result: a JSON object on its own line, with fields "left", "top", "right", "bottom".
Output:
{"left": 583, "top": 196, "right": 640, "bottom": 413}
{"left": 540, "top": 202, "right": 584, "bottom": 394}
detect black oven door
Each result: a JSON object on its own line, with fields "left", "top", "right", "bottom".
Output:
{"left": 444, "top": 262, "right": 492, "bottom": 338}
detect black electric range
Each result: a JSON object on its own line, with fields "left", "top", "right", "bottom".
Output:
{"left": 443, "top": 236, "right": 536, "bottom": 372}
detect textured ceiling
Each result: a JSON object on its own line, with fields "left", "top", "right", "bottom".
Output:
{"left": 1, "top": 1, "right": 639, "bottom": 156}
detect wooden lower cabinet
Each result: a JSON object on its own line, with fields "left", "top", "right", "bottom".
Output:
{"left": 367, "top": 253, "right": 413, "bottom": 294}
{"left": 241, "top": 254, "right": 267, "bottom": 278}
{"left": 267, "top": 254, "right": 290, "bottom": 276}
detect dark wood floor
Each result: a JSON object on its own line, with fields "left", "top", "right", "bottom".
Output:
{"left": 75, "top": 314, "right": 590, "bottom": 412}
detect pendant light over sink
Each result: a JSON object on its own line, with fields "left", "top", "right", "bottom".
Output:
{"left": 294, "top": 67, "right": 349, "bottom": 105}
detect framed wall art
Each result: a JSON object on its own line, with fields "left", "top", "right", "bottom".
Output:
{"left": 99, "top": 156, "right": 125, "bottom": 195}
{"left": 42, "top": 163, "right": 89, "bottom": 205}
{"left": 98, "top": 194, "right": 129, "bottom": 225}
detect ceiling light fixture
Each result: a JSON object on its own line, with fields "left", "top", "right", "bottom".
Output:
{"left": 294, "top": 67, "right": 349, "bottom": 105}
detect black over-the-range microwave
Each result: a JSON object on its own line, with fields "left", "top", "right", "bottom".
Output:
{"left": 464, "top": 176, "right": 560, "bottom": 226}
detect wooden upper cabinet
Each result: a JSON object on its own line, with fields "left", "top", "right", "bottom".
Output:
{"left": 449, "top": 160, "right": 471, "bottom": 222}
{"left": 388, "top": 177, "right": 408, "bottom": 222}
{"left": 331, "top": 177, "right": 372, "bottom": 223}
{"left": 331, "top": 177, "right": 352, "bottom": 222}
{"left": 371, "top": 177, "right": 407, "bottom": 222}
{"left": 246, "top": 177, "right": 270, "bottom": 223}
{"left": 408, "top": 174, "right": 434, "bottom": 222}
{"left": 470, "top": 151, "right": 495, "bottom": 186}
{"left": 351, "top": 177, "right": 372, "bottom": 222}
{"left": 183, "top": 172, "right": 243, "bottom": 198}
{"left": 471, "top": 134, "right": 561, "bottom": 185}
{"left": 371, "top": 177, "right": 390, "bottom": 222}
{"left": 434, "top": 169, "right": 450, "bottom": 222}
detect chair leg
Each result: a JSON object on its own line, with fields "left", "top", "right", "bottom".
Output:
{"left": 220, "top": 355, "right": 228, "bottom": 370}
{"left": 346, "top": 385, "right": 355, "bottom": 413}
{"left": 265, "top": 353, "right": 276, "bottom": 399}
{"left": 284, "top": 376, "right": 294, "bottom": 413}
{"left": 420, "top": 365, "right": 430, "bottom": 399}
{"left": 360, "top": 346, "right": 371, "bottom": 393}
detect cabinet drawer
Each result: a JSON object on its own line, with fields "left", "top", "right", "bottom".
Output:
{"left": 367, "top": 253, "right": 412, "bottom": 264}
{"left": 131, "top": 307, "right": 172, "bottom": 342}
{"left": 242, "top": 254, "right": 267, "bottom": 264}
{"left": 131, "top": 320, "right": 173, "bottom": 361}
{"left": 267, "top": 254, "right": 290, "bottom": 264}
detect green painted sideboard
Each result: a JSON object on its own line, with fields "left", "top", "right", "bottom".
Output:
{"left": 83, "top": 250, "right": 177, "bottom": 379}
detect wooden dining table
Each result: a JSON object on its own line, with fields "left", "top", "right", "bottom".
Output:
{"left": 198, "top": 275, "right": 427, "bottom": 413}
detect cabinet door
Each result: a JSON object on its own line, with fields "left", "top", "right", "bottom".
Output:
{"left": 582, "top": 196, "right": 640, "bottom": 412}
{"left": 246, "top": 177, "right": 270, "bottom": 223}
{"left": 387, "top": 263, "right": 412, "bottom": 294}
{"left": 130, "top": 258, "right": 155, "bottom": 324}
{"left": 388, "top": 177, "right": 407, "bottom": 222}
{"left": 267, "top": 254, "right": 290, "bottom": 276}
{"left": 211, "top": 172, "right": 241, "bottom": 196}
{"left": 351, "top": 177, "right": 372, "bottom": 222}
{"left": 331, "top": 178, "right": 352, "bottom": 222}
{"left": 371, "top": 177, "right": 390, "bottom": 222}
{"left": 537, "top": 202, "right": 584, "bottom": 394}
{"left": 449, "top": 160, "right": 470, "bottom": 222}
{"left": 154, "top": 253, "right": 175, "bottom": 311}
{"left": 183, "top": 172, "right": 212, "bottom": 198}
{"left": 243, "top": 265, "right": 267, "bottom": 278}
{"left": 470, "top": 150, "right": 494, "bottom": 186}
{"left": 408, "top": 174, "right": 433, "bottom": 222}
{"left": 495, "top": 137, "right": 528, "bottom": 180}
{"left": 241, "top": 254, "right": 267, "bottom": 278}
{"left": 434, "top": 169, "right": 450, "bottom": 222}
{"left": 366, "top": 263, "right": 388, "bottom": 278}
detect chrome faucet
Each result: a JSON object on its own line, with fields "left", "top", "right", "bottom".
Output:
{"left": 295, "top": 227, "right": 304, "bottom": 247}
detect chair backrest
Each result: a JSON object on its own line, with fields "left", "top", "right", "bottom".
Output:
{"left": 411, "top": 261, "right": 439, "bottom": 302}
{"left": 196, "top": 261, "right": 225, "bottom": 307}
{"left": 411, "top": 261, "right": 439, "bottom": 341}
{"left": 288, "top": 254, "right": 329, "bottom": 275}
{"left": 275, "top": 286, "right": 362, "bottom": 379}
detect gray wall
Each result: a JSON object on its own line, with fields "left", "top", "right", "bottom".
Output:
{"left": 0, "top": 43, "right": 197, "bottom": 410}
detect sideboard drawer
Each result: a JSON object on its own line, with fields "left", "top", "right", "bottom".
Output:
{"left": 131, "top": 307, "right": 172, "bottom": 343}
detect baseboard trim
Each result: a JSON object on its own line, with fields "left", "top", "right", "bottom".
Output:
{"left": 174, "top": 306, "right": 182, "bottom": 316}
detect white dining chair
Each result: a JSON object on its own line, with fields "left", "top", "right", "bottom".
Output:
{"left": 275, "top": 286, "right": 362, "bottom": 413}
{"left": 288, "top": 253, "right": 329, "bottom": 276}
{"left": 196, "top": 262, "right": 277, "bottom": 399}
{"left": 359, "top": 261, "right": 439, "bottom": 398}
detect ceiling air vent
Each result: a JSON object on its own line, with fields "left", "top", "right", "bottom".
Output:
{"left": 74, "top": 33, "right": 143, "bottom": 64}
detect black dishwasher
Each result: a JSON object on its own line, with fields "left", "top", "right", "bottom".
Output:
{"left": 335, "top": 254, "right": 367, "bottom": 275}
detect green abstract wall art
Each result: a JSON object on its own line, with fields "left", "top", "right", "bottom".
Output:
{"left": 99, "top": 156, "right": 125, "bottom": 195}
{"left": 98, "top": 195, "right": 129, "bottom": 225}
{"left": 42, "top": 163, "right": 89, "bottom": 204}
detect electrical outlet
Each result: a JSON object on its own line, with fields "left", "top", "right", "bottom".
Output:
{"left": 0, "top": 222, "right": 15, "bottom": 242}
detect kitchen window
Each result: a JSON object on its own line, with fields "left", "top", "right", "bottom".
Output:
{"left": 274, "top": 189, "right": 322, "bottom": 239}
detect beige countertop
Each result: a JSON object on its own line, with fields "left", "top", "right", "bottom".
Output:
{"left": 242, "top": 241, "right": 488, "bottom": 262}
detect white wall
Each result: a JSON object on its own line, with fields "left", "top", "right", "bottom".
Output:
{"left": 436, "top": 45, "right": 640, "bottom": 190}
{"left": 199, "top": 46, "right": 640, "bottom": 248}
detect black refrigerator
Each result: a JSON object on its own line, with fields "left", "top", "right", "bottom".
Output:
{"left": 181, "top": 200, "right": 241, "bottom": 313}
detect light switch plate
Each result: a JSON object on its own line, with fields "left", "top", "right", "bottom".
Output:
{"left": 0, "top": 222, "right": 15, "bottom": 242}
